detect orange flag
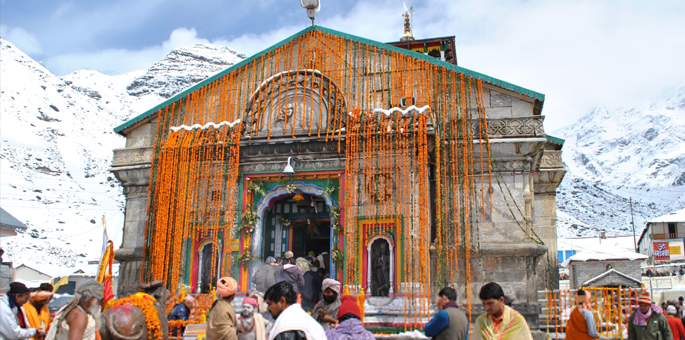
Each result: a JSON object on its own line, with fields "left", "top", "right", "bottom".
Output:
{"left": 97, "top": 240, "right": 115, "bottom": 308}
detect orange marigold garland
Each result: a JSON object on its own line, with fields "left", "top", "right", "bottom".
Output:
{"left": 108, "top": 293, "right": 162, "bottom": 340}
{"left": 141, "top": 30, "right": 494, "bottom": 331}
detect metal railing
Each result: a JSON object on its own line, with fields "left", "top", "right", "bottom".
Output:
{"left": 538, "top": 287, "right": 644, "bottom": 340}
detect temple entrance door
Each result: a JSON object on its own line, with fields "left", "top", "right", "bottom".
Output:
{"left": 262, "top": 193, "right": 331, "bottom": 267}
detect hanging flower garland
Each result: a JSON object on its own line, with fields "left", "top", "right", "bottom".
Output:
{"left": 109, "top": 293, "right": 162, "bottom": 340}
{"left": 141, "top": 29, "right": 495, "bottom": 329}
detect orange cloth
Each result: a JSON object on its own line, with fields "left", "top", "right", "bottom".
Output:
{"left": 565, "top": 308, "right": 598, "bottom": 340}
{"left": 667, "top": 315, "right": 685, "bottom": 340}
{"left": 23, "top": 302, "right": 52, "bottom": 340}
{"left": 492, "top": 314, "right": 504, "bottom": 333}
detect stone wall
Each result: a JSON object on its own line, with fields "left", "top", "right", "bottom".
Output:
{"left": 569, "top": 260, "right": 642, "bottom": 289}
{"left": 0, "top": 264, "right": 14, "bottom": 294}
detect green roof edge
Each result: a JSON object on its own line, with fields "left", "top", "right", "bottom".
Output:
{"left": 546, "top": 135, "right": 565, "bottom": 146}
{"left": 114, "top": 25, "right": 545, "bottom": 134}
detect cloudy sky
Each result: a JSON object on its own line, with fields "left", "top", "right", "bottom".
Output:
{"left": 2, "top": 0, "right": 684, "bottom": 130}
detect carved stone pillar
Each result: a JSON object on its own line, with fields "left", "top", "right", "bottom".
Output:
{"left": 111, "top": 147, "right": 153, "bottom": 297}
{"left": 534, "top": 149, "right": 566, "bottom": 290}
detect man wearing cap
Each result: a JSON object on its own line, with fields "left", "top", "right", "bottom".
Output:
{"left": 237, "top": 297, "right": 272, "bottom": 340}
{"left": 0, "top": 282, "right": 45, "bottom": 339}
{"left": 24, "top": 283, "right": 54, "bottom": 340}
{"left": 311, "top": 278, "right": 341, "bottom": 331}
{"left": 565, "top": 289, "right": 599, "bottom": 340}
{"left": 424, "top": 287, "right": 468, "bottom": 340}
{"left": 45, "top": 280, "right": 103, "bottom": 340}
{"left": 666, "top": 305, "right": 685, "bottom": 340}
{"left": 168, "top": 295, "right": 195, "bottom": 336}
{"left": 325, "top": 295, "right": 374, "bottom": 340}
{"left": 253, "top": 257, "right": 281, "bottom": 293}
{"left": 628, "top": 291, "right": 672, "bottom": 340}
{"left": 207, "top": 276, "right": 239, "bottom": 340}
{"left": 264, "top": 281, "right": 325, "bottom": 340}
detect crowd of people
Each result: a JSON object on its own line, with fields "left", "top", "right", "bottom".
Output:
{"left": 190, "top": 249, "right": 376, "bottom": 340}
{"left": 643, "top": 267, "right": 685, "bottom": 277}
{"left": 10, "top": 248, "right": 661, "bottom": 339}
{"left": 0, "top": 280, "right": 104, "bottom": 340}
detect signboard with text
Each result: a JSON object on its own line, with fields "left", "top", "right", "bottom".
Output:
{"left": 654, "top": 242, "right": 671, "bottom": 261}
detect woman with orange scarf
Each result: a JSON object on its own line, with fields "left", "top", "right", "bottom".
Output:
{"left": 565, "top": 289, "right": 599, "bottom": 340}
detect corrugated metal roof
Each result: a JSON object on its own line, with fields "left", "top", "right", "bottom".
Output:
{"left": 114, "top": 25, "right": 545, "bottom": 135}
{"left": 0, "top": 207, "right": 27, "bottom": 231}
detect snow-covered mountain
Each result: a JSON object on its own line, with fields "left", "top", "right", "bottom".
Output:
{"left": 0, "top": 39, "right": 244, "bottom": 269}
{"left": 554, "top": 88, "right": 685, "bottom": 237}
{"left": 127, "top": 44, "right": 245, "bottom": 98}
{"left": 2, "top": 35, "right": 683, "bottom": 267}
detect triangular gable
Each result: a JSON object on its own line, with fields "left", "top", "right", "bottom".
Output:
{"left": 582, "top": 268, "right": 642, "bottom": 286}
{"left": 114, "top": 25, "right": 544, "bottom": 135}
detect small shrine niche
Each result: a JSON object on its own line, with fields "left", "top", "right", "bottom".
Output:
{"left": 368, "top": 237, "right": 394, "bottom": 296}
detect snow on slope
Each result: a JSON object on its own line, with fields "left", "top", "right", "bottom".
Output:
{"left": 0, "top": 40, "right": 244, "bottom": 269}
{"left": 554, "top": 88, "right": 685, "bottom": 238}
{"left": 127, "top": 44, "right": 245, "bottom": 98}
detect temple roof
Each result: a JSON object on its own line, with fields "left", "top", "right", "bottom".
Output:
{"left": 114, "top": 25, "right": 545, "bottom": 135}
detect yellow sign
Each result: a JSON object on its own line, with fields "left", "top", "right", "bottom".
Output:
{"left": 671, "top": 246, "right": 681, "bottom": 255}
{"left": 229, "top": 239, "right": 239, "bottom": 252}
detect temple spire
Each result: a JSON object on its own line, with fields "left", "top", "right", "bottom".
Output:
{"left": 400, "top": 4, "right": 415, "bottom": 42}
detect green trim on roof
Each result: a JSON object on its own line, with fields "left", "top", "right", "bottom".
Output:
{"left": 114, "top": 25, "right": 545, "bottom": 135}
{"left": 546, "top": 135, "right": 565, "bottom": 146}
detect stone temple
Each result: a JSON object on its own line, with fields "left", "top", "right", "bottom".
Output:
{"left": 110, "top": 24, "right": 565, "bottom": 330}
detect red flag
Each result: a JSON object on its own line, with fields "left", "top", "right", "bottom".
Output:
{"left": 97, "top": 240, "right": 115, "bottom": 307}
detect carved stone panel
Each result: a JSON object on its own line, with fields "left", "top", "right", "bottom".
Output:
{"left": 112, "top": 147, "right": 153, "bottom": 167}
{"left": 473, "top": 117, "right": 545, "bottom": 138}
{"left": 244, "top": 70, "right": 346, "bottom": 138}
{"left": 539, "top": 150, "right": 563, "bottom": 169}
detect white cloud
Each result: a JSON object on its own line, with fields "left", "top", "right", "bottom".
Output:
{"left": 213, "top": 0, "right": 685, "bottom": 129}
{"left": 43, "top": 27, "right": 213, "bottom": 76}
{"left": 37, "top": 0, "right": 685, "bottom": 129}
{"left": 1, "top": 25, "right": 44, "bottom": 55}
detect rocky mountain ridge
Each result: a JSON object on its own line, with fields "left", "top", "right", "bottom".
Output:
{"left": 554, "top": 87, "right": 685, "bottom": 237}
{"left": 0, "top": 39, "right": 244, "bottom": 269}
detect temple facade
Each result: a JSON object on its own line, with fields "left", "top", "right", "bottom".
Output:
{"left": 110, "top": 25, "right": 565, "bottom": 328}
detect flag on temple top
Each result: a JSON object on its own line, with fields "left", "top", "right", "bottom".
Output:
{"left": 97, "top": 240, "right": 115, "bottom": 308}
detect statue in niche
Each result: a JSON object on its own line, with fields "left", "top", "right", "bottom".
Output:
{"left": 371, "top": 239, "right": 391, "bottom": 296}
{"left": 269, "top": 102, "right": 296, "bottom": 134}
{"left": 368, "top": 173, "right": 393, "bottom": 202}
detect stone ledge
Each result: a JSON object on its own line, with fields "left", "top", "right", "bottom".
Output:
{"left": 112, "top": 147, "right": 153, "bottom": 167}
{"left": 480, "top": 243, "right": 548, "bottom": 257}
{"left": 114, "top": 247, "right": 144, "bottom": 261}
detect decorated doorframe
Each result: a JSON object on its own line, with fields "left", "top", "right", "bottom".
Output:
{"left": 237, "top": 170, "right": 344, "bottom": 290}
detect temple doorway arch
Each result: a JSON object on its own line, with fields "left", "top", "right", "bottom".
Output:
{"left": 250, "top": 182, "right": 336, "bottom": 280}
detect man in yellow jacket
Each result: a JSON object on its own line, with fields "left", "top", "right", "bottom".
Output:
{"left": 473, "top": 282, "right": 533, "bottom": 340}
{"left": 23, "top": 283, "right": 54, "bottom": 340}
